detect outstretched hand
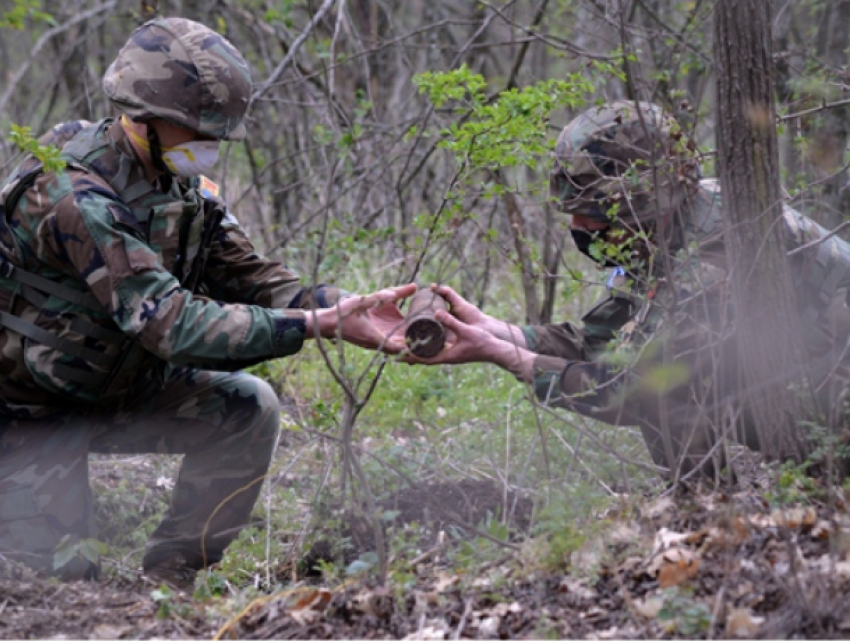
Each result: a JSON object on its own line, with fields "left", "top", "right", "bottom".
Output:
{"left": 428, "top": 283, "right": 524, "bottom": 345}
{"left": 404, "top": 308, "right": 537, "bottom": 382}
{"left": 405, "top": 309, "right": 493, "bottom": 365}
{"left": 428, "top": 284, "right": 488, "bottom": 328}
{"left": 315, "top": 283, "right": 416, "bottom": 353}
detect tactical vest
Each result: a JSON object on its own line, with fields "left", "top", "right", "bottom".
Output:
{"left": 0, "top": 120, "right": 225, "bottom": 405}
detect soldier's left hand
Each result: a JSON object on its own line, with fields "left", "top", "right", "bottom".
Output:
{"left": 403, "top": 309, "right": 492, "bottom": 365}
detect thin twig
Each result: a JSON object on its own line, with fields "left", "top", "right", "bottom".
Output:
{"left": 454, "top": 597, "right": 474, "bottom": 640}
{"left": 0, "top": 1, "right": 118, "bottom": 116}
{"left": 787, "top": 220, "right": 850, "bottom": 256}
{"left": 252, "top": 0, "right": 338, "bottom": 102}
{"left": 780, "top": 98, "right": 850, "bottom": 121}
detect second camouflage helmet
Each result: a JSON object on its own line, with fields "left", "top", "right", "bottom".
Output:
{"left": 549, "top": 100, "right": 700, "bottom": 229}
{"left": 103, "top": 17, "right": 252, "bottom": 141}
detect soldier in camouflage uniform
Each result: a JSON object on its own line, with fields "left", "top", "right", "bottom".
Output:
{"left": 0, "top": 17, "right": 414, "bottom": 585}
{"left": 413, "top": 100, "right": 850, "bottom": 481}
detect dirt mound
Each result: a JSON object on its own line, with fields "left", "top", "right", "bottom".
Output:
{"left": 373, "top": 477, "right": 534, "bottom": 533}
{"left": 303, "top": 478, "right": 533, "bottom": 572}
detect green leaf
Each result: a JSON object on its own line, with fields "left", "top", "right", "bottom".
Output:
{"left": 639, "top": 362, "right": 691, "bottom": 394}
{"left": 52, "top": 535, "right": 77, "bottom": 572}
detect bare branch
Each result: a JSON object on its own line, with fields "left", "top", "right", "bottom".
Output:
{"left": 0, "top": 1, "right": 118, "bottom": 116}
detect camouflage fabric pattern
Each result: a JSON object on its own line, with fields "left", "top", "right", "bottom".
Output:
{"left": 526, "top": 176, "right": 850, "bottom": 477}
{"left": 102, "top": 17, "right": 251, "bottom": 141}
{"left": 0, "top": 118, "right": 341, "bottom": 410}
{"left": 0, "top": 113, "right": 348, "bottom": 578}
{"left": 549, "top": 100, "right": 700, "bottom": 228}
{"left": 0, "top": 369, "right": 279, "bottom": 579}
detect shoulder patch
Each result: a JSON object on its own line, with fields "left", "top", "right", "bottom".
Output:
{"left": 199, "top": 176, "right": 220, "bottom": 199}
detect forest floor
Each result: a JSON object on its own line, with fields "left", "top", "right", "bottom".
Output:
{"left": 3, "top": 450, "right": 850, "bottom": 640}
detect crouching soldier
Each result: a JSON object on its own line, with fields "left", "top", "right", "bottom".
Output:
{"left": 0, "top": 17, "right": 413, "bottom": 586}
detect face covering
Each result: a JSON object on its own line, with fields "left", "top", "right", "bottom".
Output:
{"left": 160, "top": 141, "right": 220, "bottom": 177}
{"left": 571, "top": 228, "right": 620, "bottom": 268}
{"left": 571, "top": 227, "right": 653, "bottom": 284}
{"left": 122, "top": 115, "right": 221, "bottom": 177}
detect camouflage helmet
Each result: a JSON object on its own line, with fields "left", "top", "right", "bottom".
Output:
{"left": 549, "top": 100, "right": 700, "bottom": 229}
{"left": 103, "top": 17, "right": 252, "bottom": 141}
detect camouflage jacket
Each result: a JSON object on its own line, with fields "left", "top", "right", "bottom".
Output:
{"left": 0, "top": 118, "right": 342, "bottom": 414}
{"left": 525, "top": 178, "right": 850, "bottom": 427}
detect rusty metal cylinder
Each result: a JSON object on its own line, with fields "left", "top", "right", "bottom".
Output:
{"left": 404, "top": 288, "right": 449, "bottom": 357}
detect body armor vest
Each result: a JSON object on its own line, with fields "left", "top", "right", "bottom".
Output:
{"left": 0, "top": 120, "right": 225, "bottom": 406}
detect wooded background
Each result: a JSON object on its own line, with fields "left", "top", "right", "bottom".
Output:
{"left": 3, "top": 0, "right": 848, "bottom": 328}
{"left": 3, "top": 2, "right": 850, "bottom": 611}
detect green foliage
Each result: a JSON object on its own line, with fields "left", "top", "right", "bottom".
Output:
{"left": 52, "top": 535, "right": 107, "bottom": 573}
{"left": 414, "top": 65, "right": 593, "bottom": 174}
{"left": 407, "top": 63, "right": 620, "bottom": 296}
{"left": 9, "top": 124, "right": 64, "bottom": 171}
{"left": 0, "top": 0, "right": 54, "bottom": 29}
{"left": 193, "top": 570, "right": 229, "bottom": 600}
{"left": 150, "top": 586, "right": 175, "bottom": 618}
{"left": 532, "top": 482, "right": 611, "bottom": 572}
{"left": 804, "top": 419, "right": 850, "bottom": 473}
{"left": 150, "top": 585, "right": 193, "bottom": 619}
{"left": 91, "top": 459, "right": 176, "bottom": 573}
{"left": 765, "top": 459, "right": 820, "bottom": 506}
{"left": 263, "top": 0, "right": 297, "bottom": 29}
{"left": 657, "top": 587, "right": 711, "bottom": 636}
{"left": 448, "top": 511, "right": 511, "bottom": 571}
{"left": 217, "top": 525, "right": 285, "bottom": 589}
{"left": 345, "top": 550, "right": 378, "bottom": 577}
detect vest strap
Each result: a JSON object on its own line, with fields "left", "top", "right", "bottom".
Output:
{"left": 0, "top": 255, "right": 102, "bottom": 312}
{"left": 0, "top": 310, "right": 116, "bottom": 368}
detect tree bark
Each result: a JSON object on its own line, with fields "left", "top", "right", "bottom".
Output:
{"left": 714, "top": 0, "right": 811, "bottom": 462}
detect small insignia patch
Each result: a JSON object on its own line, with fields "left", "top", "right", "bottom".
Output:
{"left": 199, "top": 176, "right": 220, "bottom": 199}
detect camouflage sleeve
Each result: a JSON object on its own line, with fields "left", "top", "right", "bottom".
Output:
{"left": 530, "top": 354, "right": 644, "bottom": 425}
{"left": 61, "top": 189, "right": 307, "bottom": 367}
{"left": 202, "top": 210, "right": 347, "bottom": 309}
{"left": 522, "top": 320, "right": 603, "bottom": 359}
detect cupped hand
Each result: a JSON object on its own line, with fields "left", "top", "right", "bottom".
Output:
{"left": 429, "top": 284, "right": 489, "bottom": 329}
{"left": 404, "top": 308, "right": 537, "bottom": 382}
{"left": 321, "top": 283, "right": 416, "bottom": 353}
{"left": 404, "top": 309, "right": 494, "bottom": 365}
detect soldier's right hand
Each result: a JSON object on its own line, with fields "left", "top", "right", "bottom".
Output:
{"left": 306, "top": 283, "right": 416, "bottom": 353}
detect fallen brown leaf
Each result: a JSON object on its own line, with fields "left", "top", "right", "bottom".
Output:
{"left": 732, "top": 517, "right": 753, "bottom": 544}
{"left": 658, "top": 556, "right": 700, "bottom": 588}
{"left": 648, "top": 546, "right": 700, "bottom": 576}
{"left": 726, "top": 607, "right": 764, "bottom": 638}
{"left": 291, "top": 587, "right": 332, "bottom": 612}
{"left": 559, "top": 577, "right": 597, "bottom": 600}
{"left": 771, "top": 506, "right": 817, "bottom": 529}
{"left": 810, "top": 520, "right": 831, "bottom": 540}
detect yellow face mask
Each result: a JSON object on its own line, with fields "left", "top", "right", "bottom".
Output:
{"left": 121, "top": 115, "right": 221, "bottom": 177}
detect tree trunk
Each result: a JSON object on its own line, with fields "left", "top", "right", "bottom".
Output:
{"left": 714, "top": 0, "right": 811, "bottom": 462}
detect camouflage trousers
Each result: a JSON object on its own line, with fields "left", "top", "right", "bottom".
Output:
{"left": 0, "top": 368, "right": 279, "bottom": 579}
